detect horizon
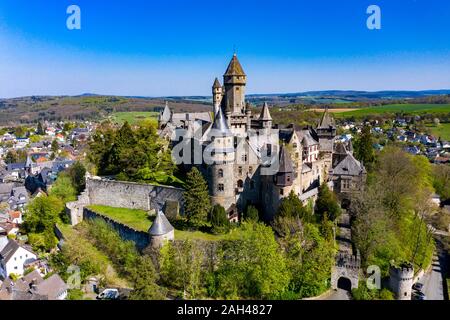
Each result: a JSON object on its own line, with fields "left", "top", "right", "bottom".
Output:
{"left": 1, "top": 0, "right": 450, "bottom": 98}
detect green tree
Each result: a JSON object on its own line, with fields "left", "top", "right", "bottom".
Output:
{"left": 37, "top": 121, "right": 45, "bottom": 135}
{"left": 160, "top": 240, "right": 205, "bottom": 299}
{"left": 50, "top": 174, "right": 77, "bottom": 203}
{"left": 51, "top": 139, "right": 59, "bottom": 153}
{"left": 277, "top": 190, "right": 309, "bottom": 220}
{"left": 315, "top": 183, "right": 341, "bottom": 222}
{"left": 208, "top": 204, "right": 230, "bottom": 231}
{"left": 129, "top": 256, "right": 165, "bottom": 300}
{"left": 67, "top": 161, "right": 87, "bottom": 194}
{"left": 354, "top": 125, "right": 375, "bottom": 171}
{"left": 244, "top": 205, "right": 259, "bottom": 222}
{"left": 213, "top": 222, "right": 290, "bottom": 299}
{"left": 184, "top": 167, "right": 211, "bottom": 225}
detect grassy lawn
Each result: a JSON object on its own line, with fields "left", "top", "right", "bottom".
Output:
{"left": 334, "top": 104, "right": 450, "bottom": 118}
{"left": 86, "top": 205, "right": 153, "bottom": 232}
{"left": 426, "top": 123, "right": 450, "bottom": 140}
{"left": 85, "top": 204, "right": 241, "bottom": 241}
{"left": 111, "top": 111, "right": 159, "bottom": 125}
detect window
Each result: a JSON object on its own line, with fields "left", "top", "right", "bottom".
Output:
{"left": 249, "top": 166, "right": 253, "bottom": 174}
{"left": 238, "top": 167, "right": 243, "bottom": 175}
{"left": 218, "top": 184, "right": 224, "bottom": 192}
{"left": 242, "top": 154, "right": 247, "bottom": 162}
{"left": 237, "top": 180, "right": 244, "bottom": 188}
{"left": 218, "top": 169, "right": 224, "bottom": 178}
{"left": 280, "top": 189, "right": 284, "bottom": 195}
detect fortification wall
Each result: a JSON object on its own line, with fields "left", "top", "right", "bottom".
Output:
{"left": 86, "top": 178, "right": 185, "bottom": 213}
{"left": 83, "top": 208, "right": 150, "bottom": 251}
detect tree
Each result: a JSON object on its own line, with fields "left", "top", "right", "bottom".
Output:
{"left": 184, "top": 167, "right": 211, "bottom": 225}
{"left": 67, "top": 161, "right": 87, "bottom": 194}
{"left": 315, "top": 183, "right": 341, "bottom": 222}
{"left": 37, "top": 121, "right": 45, "bottom": 135}
{"left": 244, "top": 205, "right": 259, "bottom": 222}
{"left": 51, "top": 140, "right": 59, "bottom": 153}
{"left": 129, "top": 256, "right": 165, "bottom": 300}
{"left": 354, "top": 125, "right": 375, "bottom": 171}
{"left": 277, "top": 190, "right": 309, "bottom": 221}
{"left": 160, "top": 240, "right": 205, "bottom": 299}
{"left": 208, "top": 204, "right": 230, "bottom": 231}
{"left": 213, "top": 222, "right": 290, "bottom": 299}
{"left": 49, "top": 174, "right": 77, "bottom": 203}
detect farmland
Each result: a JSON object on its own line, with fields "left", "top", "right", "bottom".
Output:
{"left": 426, "top": 123, "right": 450, "bottom": 140}
{"left": 110, "top": 111, "right": 159, "bottom": 125}
{"left": 332, "top": 104, "right": 450, "bottom": 118}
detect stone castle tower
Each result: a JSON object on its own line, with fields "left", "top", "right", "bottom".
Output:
{"left": 207, "top": 108, "right": 236, "bottom": 214}
{"left": 389, "top": 262, "right": 414, "bottom": 300}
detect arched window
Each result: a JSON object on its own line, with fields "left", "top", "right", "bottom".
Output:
{"left": 218, "top": 184, "right": 224, "bottom": 192}
{"left": 218, "top": 169, "right": 224, "bottom": 178}
{"left": 237, "top": 180, "right": 244, "bottom": 188}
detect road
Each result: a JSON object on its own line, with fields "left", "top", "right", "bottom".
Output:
{"left": 324, "top": 289, "right": 351, "bottom": 300}
{"left": 421, "top": 239, "right": 448, "bottom": 300}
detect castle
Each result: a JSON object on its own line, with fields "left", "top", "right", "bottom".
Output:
{"left": 159, "top": 54, "right": 366, "bottom": 221}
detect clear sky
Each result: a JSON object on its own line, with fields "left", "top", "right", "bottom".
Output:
{"left": 0, "top": 0, "right": 449, "bottom": 98}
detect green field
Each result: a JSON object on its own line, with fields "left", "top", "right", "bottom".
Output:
{"left": 334, "top": 104, "right": 450, "bottom": 118}
{"left": 111, "top": 111, "right": 159, "bottom": 125}
{"left": 86, "top": 205, "right": 238, "bottom": 241}
{"left": 427, "top": 123, "right": 450, "bottom": 140}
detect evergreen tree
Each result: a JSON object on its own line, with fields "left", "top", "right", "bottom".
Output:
{"left": 51, "top": 139, "right": 59, "bottom": 154}
{"left": 37, "top": 121, "right": 45, "bottom": 135}
{"left": 184, "top": 167, "right": 211, "bottom": 225}
{"left": 209, "top": 204, "right": 229, "bottom": 229}
{"left": 129, "top": 256, "right": 165, "bottom": 300}
{"left": 354, "top": 125, "right": 375, "bottom": 170}
{"left": 315, "top": 183, "right": 341, "bottom": 222}
{"left": 244, "top": 205, "right": 259, "bottom": 222}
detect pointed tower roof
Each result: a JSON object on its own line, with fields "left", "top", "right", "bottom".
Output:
{"left": 149, "top": 211, "right": 174, "bottom": 236}
{"left": 213, "top": 77, "right": 221, "bottom": 88}
{"left": 347, "top": 139, "right": 354, "bottom": 153}
{"left": 159, "top": 101, "right": 172, "bottom": 123}
{"left": 259, "top": 102, "right": 272, "bottom": 121}
{"left": 25, "top": 154, "right": 33, "bottom": 168}
{"left": 318, "top": 108, "right": 335, "bottom": 129}
{"left": 278, "top": 145, "right": 294, "bottom": 173}
{"left": 224, "top": 54, "right": 246, "bottom": 76}
{"left": 211, "top": 107, "right": 232, "bottom": 136}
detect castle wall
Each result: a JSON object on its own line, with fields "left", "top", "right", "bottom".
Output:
{"left": 389, "top": 264, "right": 414, "bottom": 300}
{"left": 84, "top": 207, "right": 150, "bottom": 251}
{"left": 86, "top": 178, "right": 185, "bottom": 214}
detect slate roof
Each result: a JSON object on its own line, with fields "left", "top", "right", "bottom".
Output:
{"left": 35, "top": 274, "right": 68, "bottom": 300}
{"left": 0, "top": 238, "right": 20, "bottom": 263}
{"left": 213, "top": 77, "right": 221, "bottom": 88}
{"left": 298, "top": 130, "right": 318, "bottom": 147}
{"left": 333, "top": 153, "right": 365, "bottom": 176}
{"left": 278, "top": 145, "right": 294, "bottom": 173}
{"left": 318, "top": 108, "right": 335, "bottom": 129}
{"left": 149, "top": 211, "right": 174, "bottom": 236}
{"left": 211, "top": 108, "right": 232, "bottom": 137}
{"left": 224, "top": 54, "right": 246, "bottom": 76}
{"left": 259, "top": 102, "right": 272, "bottom": 121}
{"left": 159, "top": 102, "right": 172, "bottom": 123}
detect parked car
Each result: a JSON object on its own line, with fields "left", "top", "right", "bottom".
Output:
{"left": 412, "top": 282, "right": 424, "bottom": 292}
{"left": 412, "top": 291, "right": 426, "bottom": 300}
{"left": 97, "top": 288, "right": 120, "bottom": 300}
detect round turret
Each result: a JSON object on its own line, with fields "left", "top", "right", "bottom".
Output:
{"left": 148, "top": 211, "right": 174, "bottom": 248}
{"left": 389, "top": 262, "right": 414, "bottom": 300}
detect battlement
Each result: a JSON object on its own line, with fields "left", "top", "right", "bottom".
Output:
{"left": 335, "top": 252, "right": 361, "bottom": 269}
{"left": 389, "top": 262, "right": 414, "bottom": 280}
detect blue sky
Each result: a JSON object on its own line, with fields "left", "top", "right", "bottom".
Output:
{"left": 0, "top": 0, "right": 449, "bottom": 98}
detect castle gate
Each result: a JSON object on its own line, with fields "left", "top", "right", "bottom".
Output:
{"left": 330, "top": 211, "right": 360, "bottom": 290}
